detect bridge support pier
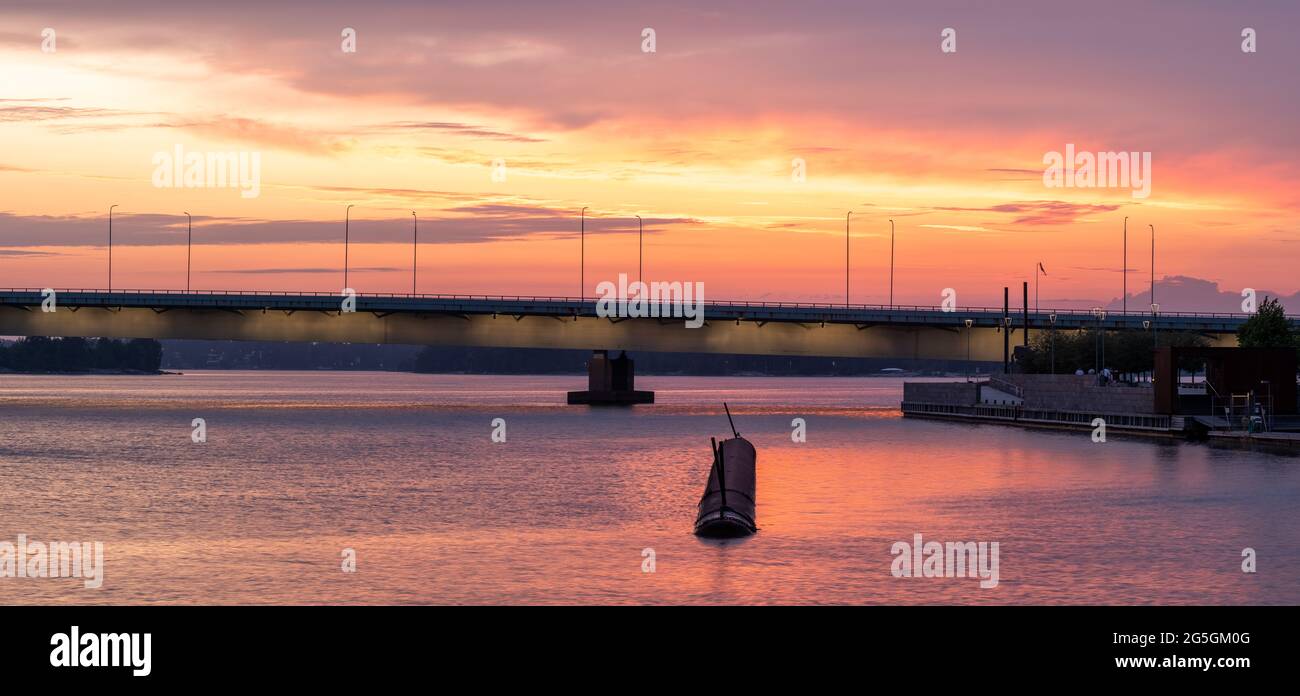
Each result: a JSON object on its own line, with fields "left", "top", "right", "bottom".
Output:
{"left": 567, "top": 350, "right": 654, "bottom": 405}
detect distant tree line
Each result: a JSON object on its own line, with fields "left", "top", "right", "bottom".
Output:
{"left": 0, "top": 337, "right": 163, "bottom": 372}
{"left": 161, "top": 340, "right": 419, "bottom": 371}
{"left": 1018, "top": 297, "right": 1300, "bottom": 378}
{"left": 1017, "top": 328, "right": 1208, "bottom": 379}
{"left": 162, "top": 341, "right": 998, "bottom": 375}
{"left": 412, "top": 345, "right": 986, "bottom": 376}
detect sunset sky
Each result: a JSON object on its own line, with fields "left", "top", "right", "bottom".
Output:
{"left": 2, "top": 1, "right": 1297, "bottom": 310}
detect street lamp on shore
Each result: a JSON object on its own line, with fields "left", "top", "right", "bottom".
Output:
{"left": 108, "top": 204, "right": 118, "bottom": 291}
{"left": 1002, "top": 314, "right": 1013, "bottom": 374}
{"left": 1151, "top": 302, "right": 1160, "bottom": 350}
{"left": 1091, "top": 307, "right": 1107, "bottom": 381}
{"left": 411, "top": 211, "right": 418, "bottom": 296}
{"left": 964, "top": 318, "right": 974, "bottom": 381}
{"left": 1049, "top": 313, "right": 1057, "bottom": 374}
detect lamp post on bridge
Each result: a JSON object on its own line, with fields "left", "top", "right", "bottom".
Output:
{"left": 1149, "top": 222, "right": 1156, "bottom": 335}
{"left": 1122, "top": 216, "right": 1128, "bottom": 322}
{"left": 1149, "top": 222, "right": 1158, "bottom": 369}
{"left": 411, "top": 211, "right": 418, "bottom": 296}
{"left": 344, "top": 204, "right": 355, "bottom": 290}
{"left": 844, "top": 211, "right": 851, "bottom": 307}
{"left": 636, "top": 214, "right": 643, "bottom": 285}
{"left": 108, "top": 204, "right": 118, "bottom": 292}
{"left": 183, "top": 212, "right": 192, "bottom": 292}
{"left": 580, "top": 206, "right": 587, "bottom": 300}
{"left": 889, "top": 218, "right": 895, "bottom": 308}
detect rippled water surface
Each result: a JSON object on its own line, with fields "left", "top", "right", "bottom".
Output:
{"left": 1, "top": 371, "right": 1296, "bottom": 604}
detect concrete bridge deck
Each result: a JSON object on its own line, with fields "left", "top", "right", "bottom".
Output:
{"left": 0, "top": 288, "right": 1262, "bottom": 361}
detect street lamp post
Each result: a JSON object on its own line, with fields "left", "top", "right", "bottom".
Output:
{"left": 1149, "top": 223, "right": 1155, "bottom": 311}
{"left": 1143, "top": 319, "right": 1151, "bottom": 382}
{"left": 1100, "top": 310, "right": 1107, "bottom": 380}
{"left": 1049, "top": 313, "right": 1057, "bottom": 374}
{"left": 845, "top": 211, "right": 851, "bottom": 307}
{"left": 1092, "top": 307, "right": 1107, "bottom": 381}
{"left": 1002, "top": 315, "right": 1013, "bottom": 374}
{"left": 1122, "top": 216, "right": 1128, "bottom": 321}
{"left": 411, "top": 211, "right": 418, "bottom": 295}
{"left": 183, "top": 212, "right": 192, "bottom": 292}
{"left": 108, "top": 204, "right": 118, "bottom": 291}
{"left": 1152, "top": 302, "right": 1160, "bottom": 350}
{"left": 344, "top": 204, "right": 354, "bottom": 289}
{"left": 636, "top": 215, "right": 643, "bottom": 285}
{"left": 1150, "top": 222, "right": 1158, "bottom": 356}
{"left": 964, "top": 318, "right": 973, "bottom": 381}
{"left": 889, "top": 218, "right": 895, "bottom": 308}
{"left": 580, "top": 206, "right": 588, "bottom": 300}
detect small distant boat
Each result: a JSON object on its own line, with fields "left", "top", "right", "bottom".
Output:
{"left": 694, "top": 403, "right": 757, "bottom": 538}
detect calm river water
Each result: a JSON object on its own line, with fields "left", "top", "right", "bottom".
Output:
{"left": 1, "top": 371, "right": 1295, "bottom": 604}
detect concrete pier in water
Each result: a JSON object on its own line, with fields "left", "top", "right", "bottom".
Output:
{"left": 567, "top": 350, "right": 654, "bottom": 405}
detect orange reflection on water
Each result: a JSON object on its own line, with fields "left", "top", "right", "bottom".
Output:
{"left": 1, "top": 373, "right": 1295, "bottom": 605}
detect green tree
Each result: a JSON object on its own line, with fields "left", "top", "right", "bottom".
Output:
{"left": 1237, "top": 296, "right": 1297, "bottom": 348}
{"left": 1018, "top": 326, "right": 1207, "bottom": 377}
{"left": 0, "top": 336, "right": 163, "bottom": 372}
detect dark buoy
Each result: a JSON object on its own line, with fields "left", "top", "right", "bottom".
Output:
{"left": 694, "top": 403, "right": 757, "bottom": 537}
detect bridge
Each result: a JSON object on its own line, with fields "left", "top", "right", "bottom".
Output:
{"left": 0, "top": 288, "right": 1255, "bottom": 363}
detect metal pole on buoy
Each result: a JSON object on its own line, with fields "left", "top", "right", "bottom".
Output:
{"left": 710, "top": 437, "right": 727, "bottom": 512}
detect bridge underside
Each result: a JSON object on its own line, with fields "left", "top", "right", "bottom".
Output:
{"left": 0, "top": 306, "right": 1237, "bottom": 361}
